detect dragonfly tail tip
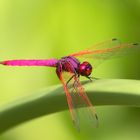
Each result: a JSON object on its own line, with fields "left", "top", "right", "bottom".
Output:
{"left": 0, "top": 61, "right": 5, "bottom": 65}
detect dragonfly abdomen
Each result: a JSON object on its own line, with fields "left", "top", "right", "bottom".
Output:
{"left": 0, "top": 59, "right": 58, "bottom": 67}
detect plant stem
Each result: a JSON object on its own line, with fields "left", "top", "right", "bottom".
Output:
{"left": 0, "top": 79, "right": 140, "bottom": 133}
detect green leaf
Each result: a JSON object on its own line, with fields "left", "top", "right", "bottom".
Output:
{"left": 0, "top": 79, "right": 140, "bottom": 133}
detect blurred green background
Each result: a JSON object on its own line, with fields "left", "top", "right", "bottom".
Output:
{"left": 0, "top": 0, "right": 140, "bottom": 140}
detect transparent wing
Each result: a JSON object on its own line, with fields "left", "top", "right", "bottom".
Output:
{"left": 70, "top": 38, "right": 140, "bottom": 68}
{"left": 72, "top": 75, "right": 98, "bottom": 127}
{"left": 59, "top": 72, "right": 80, "bottom": 130}
{"left": 70, "top": 38, "right": 120, "bottom": 57}
{"left": 59, "top": 69, "right": 98, "bottom": 130}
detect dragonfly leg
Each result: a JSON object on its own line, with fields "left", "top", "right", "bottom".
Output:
{"left": 86, "top": 76, "right": 99, "bottom": 81}
{"left": 72, "top": 75, "right": 81, "bottom": 93}
{"left": 86, "top": 76, "right": 93, "bottom": 82}
{"left": 71, "top": 81, "right": 77, "bottom": 93}
{"left": 66, "top": 74, "right": 76, "bottom": 86}
{"left": 66, "top": 73, "right": 80, "bottom": 93}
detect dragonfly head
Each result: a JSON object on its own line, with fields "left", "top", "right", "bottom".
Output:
{"left": 78, "top": 61, "right": 92, "bottom": 76}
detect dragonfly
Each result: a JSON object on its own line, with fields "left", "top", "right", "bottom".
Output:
{"left": 0, "top": 38, "right": 139, "bottom": 130}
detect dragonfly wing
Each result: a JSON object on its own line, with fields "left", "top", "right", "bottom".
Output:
{"left": 70, "top": 38, "right": 140, "bottom": 68}
{"left": 70, "top": 38, "right": 120, "bottom": 57}
{"left": 57, "top": 59, "right": 98, "bottom": 129}
{"left": 60, "top": 72, "right": 98, "bottom": 129}
{"left": 72, "top": 76, "right": 99, "bottom": 127}
{"left": 59, "top": 72, "right": 80, "bottom": 130}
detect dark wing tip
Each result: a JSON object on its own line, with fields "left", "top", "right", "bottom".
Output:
{"left": 112, "top": 38, "right": 118, "bottom": 41}
{"left": 95, "top": 114, "right": 99, "bottom": 128}
{"left": 133, "top": 43, "right": 139, "bottom": 45}
{"left": 95, "top": 114, "right": 98, "bottom": 120}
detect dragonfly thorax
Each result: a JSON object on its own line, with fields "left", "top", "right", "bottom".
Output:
{"left": 56, "top": 56, "right": 92, "bottom": 78}
{"left": 56, "top": 56, "right": 80, "bottom": 78}
{"left": 78, "top": 61, "right": 92, "bottom": 76}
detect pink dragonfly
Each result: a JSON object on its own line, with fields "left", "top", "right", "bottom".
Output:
{"left": 0, "top": 38, "right": 139, "bottom": 130}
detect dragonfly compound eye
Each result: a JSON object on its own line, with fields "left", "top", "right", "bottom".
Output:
{"left": 79, "top": 61, "right": 92, "bottom": 76}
